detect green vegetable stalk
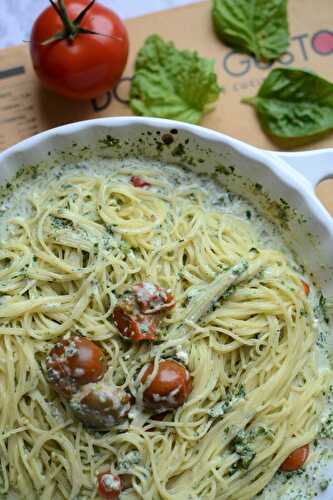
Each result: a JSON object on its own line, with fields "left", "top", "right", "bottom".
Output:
{"left": 129, "top": 34, "right": 222, "bottom": 124}
{"left": 212, "top": 0, "right": 289, "bottom": 61}
{"left": 243, "top": 68, "right": 333, "bottom": 139}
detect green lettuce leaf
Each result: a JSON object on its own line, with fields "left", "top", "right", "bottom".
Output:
{"left": 243, "top": 68, "right": 333, "bottom": 139}
{"left": 129, "top": 34, "right": 222, "bottom": 124}
{"left": 212, "top": 0, "right": 289, "bottom": 61}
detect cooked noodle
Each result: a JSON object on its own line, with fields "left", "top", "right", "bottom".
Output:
{"left": 0, "top": 160, "right": 330, "bottom": 499}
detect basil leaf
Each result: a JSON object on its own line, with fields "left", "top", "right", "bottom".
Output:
{"left": 212, "top": 0, "right": 289, "bottom": 61}
{"left": 129, "top": 34, "right": 222, "bottom": 124}
{"left": 243, "top": 68, "right": 333, "bottom": 139}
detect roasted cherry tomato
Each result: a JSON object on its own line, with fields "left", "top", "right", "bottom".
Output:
{"left": 97, "top": 471, "right": 122, "bottom": 499}
{"left": 46, "top": 336, "right": 107, "bottom": 397}
{"left": 150, "top": 411, "right": 169, "bottom": 421}
{"left": 112, "top": 306, "right": 157, "bottom": 341}
{"left": 130, "top": 176, "right": 151, "bottom": 188}
{"left": 112, "top": 283, "right": 175, "bottom": 341}
{"left": 133, "top": 283, "right": 175, "bottom": 314}
{"left": 141, "top": 360, "right": 192, "bottom": 410}
{"left": 301, "top": 280, "right": 310, "bottom": 296}
{"left": 70, "top": 383, "right": 132, "bottom": 429}
{"left": 279, "top": 444, "right": 309, "bottom": 472}
{"left": 81, "top": 385, "right": 132, "bottom": 413}
{"left": 30, "top": 0, "right": 129, "bottom": 100}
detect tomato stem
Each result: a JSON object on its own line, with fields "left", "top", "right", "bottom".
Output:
{"left": 46, "top": 0, "right": 97, "bottom": 43}
{"left": 55, "top": 0, "right": 78, "bottom": 39}
{"left": 73, "top": 0, "right": 96, "bottom": 26}
{"left": 41, "top": 0, "right": 121, "bottom": 46}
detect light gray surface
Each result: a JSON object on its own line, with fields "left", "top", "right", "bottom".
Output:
{"left": 0, "top": 0, "right": 200, "bottom": 48}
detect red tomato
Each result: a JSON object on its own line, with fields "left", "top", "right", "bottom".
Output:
{"left": 141, "top": 360, "right": 192, "bottom": 410}
{"left": 130, "top": 176, "right": 151, "bottom": 188}
{"left": 301, "top": 280, "right": 310, "bottom": 296}
{"left": 279, "top": 444, "right": 309, "bottom": 472}
{"left": 97, "top": 471, "right": 122, "bottom": 499}
{"left": 112, "top": 306, "right": 157, "bottom": 341}
{"left": 70, "top": 383, "right": 132, "bottom": 429}
{"left": 150, "top": 411, "right": 169, "bottom": 421}
{"left": 112, "top": 283, "right": 175, "bottom": 341}
{"left": 46, "top": 336, "right": 107, "bottom": 397}
{"left": 133, "top": 283, "right": 176, "bottom": 314}
{"left": 82, "top": 385, "right": 132, "bottom": 413}
{"left": 30, "top": 0, "right": 129, "bottom": 100}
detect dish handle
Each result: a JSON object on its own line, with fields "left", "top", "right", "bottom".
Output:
{"left": 272, "top": 149, "right": 333, "bottom": 190}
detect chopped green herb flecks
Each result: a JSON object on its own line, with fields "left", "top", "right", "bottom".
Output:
{"left": 99, "top": 135, "right": 120, "bottom": 149}
{"left": 231, "top": 431, "right": 256, "bottom": 469}
{"left": 50, "top": 215, "right": 73, "bottom": 230}
{"left": 319, "top": 479, "right": 330, "bottom": 491}
{"left": 208, "top": 385, "right": 245, "bottom": 418}
{"left": 230, "top": 426, "right": 273, "bottom": 471}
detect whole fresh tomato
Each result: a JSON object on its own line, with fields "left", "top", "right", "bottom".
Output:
{"left": 30, "top": 0, "right": 129, "bottom": 100}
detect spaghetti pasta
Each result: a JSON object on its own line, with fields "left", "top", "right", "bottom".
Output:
{"left": 0, "top": 159, "right": 330, "bottom": 499}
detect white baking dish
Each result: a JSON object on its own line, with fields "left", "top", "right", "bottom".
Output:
{"left": 0, "top": 116, "right": 332, "bottom": 498}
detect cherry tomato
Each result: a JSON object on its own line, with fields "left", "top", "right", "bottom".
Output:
{"left": 46, "top": 336, "right": 107, "bottom": 397}
{"left": 81, "top": 385, "right": 132, "bottom": 413}
{"left": 112, "top": 283, "right": 175, "bottom": 341}
{"left": 150, "top": 411, "right": 169, "bottom": 421}
{"left": 97, "top": 471, "right": 122, "bottom": 499}
{"left": 301, "top": 280, "right": 310, "bottom": 296}
{"left": 70, "top": 383, "right": 132, "bottom": 429}
{"left": 113, "top": 306, "right": 157, "bottom": 341}
{"left": 30, "top": 0, "right": 129, "bottom": 100}
{"left": 279, "top": 444, "right": 309, "bottom": 472}
{"left": 130, "top": 176, "right": 151, "bottom": 188}
{"left": 133, "top": 283, "right": 176, "bottom": 314}
{"left": 141, "top": 360, "right": 192, "bottom": 410}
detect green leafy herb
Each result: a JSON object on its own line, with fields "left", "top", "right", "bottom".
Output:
{"left": 243, "top": 68, "right": 333, "bottom": 139}
{"left": 129, "top": 34, "right": 222, "bottom": 124}
{"left": 212, "top": 0, "right": 289, "bottom": 61}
